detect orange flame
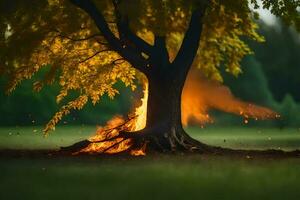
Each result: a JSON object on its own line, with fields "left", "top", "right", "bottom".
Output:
{"left": 182, "top": 68, "right": 279, "bottom": 126}
{"left": 78, "top": 78, "right": 148, "bottom": 155}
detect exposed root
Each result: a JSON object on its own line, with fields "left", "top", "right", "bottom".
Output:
{"left": 59, "top": 130, "right": 143, "bottom": 154}
{"left": 59, "top": 127, "right": 300, "bottom": 158}
{"left": 60, "top": 139, "right": 91, "bottom": 152}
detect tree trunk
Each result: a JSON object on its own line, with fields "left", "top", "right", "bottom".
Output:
{"left": 139, "top": 9, "right": 209, "bottom": 151}
{"left": 67, "top": 1, "right": 212, "bottom": 153}
{"left": 141, "top": 59, "right": 211, "bottom": 152}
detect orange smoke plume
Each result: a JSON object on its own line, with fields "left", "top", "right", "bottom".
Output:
{"left": 181, "top": 68, "right": 279, "bottom": 126}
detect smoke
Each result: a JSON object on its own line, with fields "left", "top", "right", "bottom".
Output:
{"left": 181, "top": 68, "right": 278, "bottom": 126}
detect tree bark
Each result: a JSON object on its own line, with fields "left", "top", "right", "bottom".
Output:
{"left": 139, "top": 9, "right": 209, "bottom": 152}
{"left": 141, "top": 51, "right": 212, "bottom": 152}
{"left": 61, "top": 1, "right": 300, "bottom": 156}
{"left": 69, "top": 0, "right": 212, "bottom": 153}
{"left": 144, "top": 67, "right": 205, "bottom": 151}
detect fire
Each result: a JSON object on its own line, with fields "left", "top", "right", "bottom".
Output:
{"left": 130, "top": 79, "right": 148, "bottom": 131}
{"left": 77, "top": 78, "right": 148, "bottom": 155}
{"left": 182, "top": 68, "right": 278, "bottom": 126}
{"left": 77, "top": 68, "right": 278, "bottom": 155}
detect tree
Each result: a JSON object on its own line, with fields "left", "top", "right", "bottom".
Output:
{"left": 224, "top": 56, "right": 274, "bottom": 107}
{"left": 0, "top": 0, "right": 299, "bottom": 153}
{"left": 251, "top": 20, "right": 300, "bottom": 101}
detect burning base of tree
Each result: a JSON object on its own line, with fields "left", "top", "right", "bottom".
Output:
{"left": 75, "top": 116, "right": 148, "bottom": 156}
{"left": 65, "top": 80, "right": 149, "bottom": 156}
{"left": 61, "top": 71, "right": 281, "bottom": 156}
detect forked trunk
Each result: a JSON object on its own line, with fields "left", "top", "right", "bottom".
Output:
{"left": 65, "top": 2, "right": 212, "bottom": 153}
{"left": 136, "top": 8, "right": 208, "bottom": 151}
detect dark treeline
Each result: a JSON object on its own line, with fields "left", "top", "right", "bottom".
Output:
{"left": 1, "top": 21, "right": 300, "bottom": 128}
{"left": 218, "top": 20, "right": 300, "bottom": 128}
{"left": 216, "top": 55, "right": 300, "bottom": 128}
{"left": 0, "top": 68, "right": 134, "bottom": 126}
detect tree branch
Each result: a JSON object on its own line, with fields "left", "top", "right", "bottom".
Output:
{"left": 172, "top": 8, "right": 206, "bottom": 71}
{"left": 111, "top": 0, "right": 153, "bottom": 55}
{"left": 154, "top": 35, "right": 169, "bottom": 62}
{"left": 112, "top": 58, "right": 126, "bottom": 65}
{"left": 70, "top": 0, "right": 149, "bottom": 75}
{"left": 78, "top": 49, "right": 113, "bottom": 64}
{"left": 123, "top": 26, "right": 153, "bottom": 55}
{"left": 54, "top": 30, "right": 104, "bottom": 42}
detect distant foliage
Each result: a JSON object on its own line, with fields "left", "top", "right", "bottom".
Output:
{"left": 276, "top": 94, "right": 300, "bottom": 128}
{"left": 0, "top": 67, "right": 133, "bottom": 126}
{"left": 251, "top": 0, "right": 300, "bottom": 31}
{"left": 251, "top": 20, "right": 300, "bottom": 101}
{"left": 224, "top": 56, "right": 274, "bottom": 107}
{"left": 221, "top": 56, "right": 300, "bottom": 128}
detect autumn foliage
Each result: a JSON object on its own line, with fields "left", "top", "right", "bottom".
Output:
{"left": 0, "top": 0, "right": 299, "bottom": 136}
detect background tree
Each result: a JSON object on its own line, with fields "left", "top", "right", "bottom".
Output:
{"left": 251, "top": 20, "right": 300, "bottom": 102}
{"left": 0, "top": 0, "right": 299, "bottom": 152}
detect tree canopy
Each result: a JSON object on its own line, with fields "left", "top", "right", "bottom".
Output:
{"left": 0, "top": 0, "right": 299, "bottom": 133}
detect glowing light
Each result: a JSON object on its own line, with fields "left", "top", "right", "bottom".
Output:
{"left": 77, "top": 77, "right": 148, "bottom": 155}
{"left": 182, "top": 69, "right": 278, "bottom": 126}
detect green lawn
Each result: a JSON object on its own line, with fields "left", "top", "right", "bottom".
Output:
{"left": 1, "top": 126, "right": 300, "bottom": 200}
{"left": 189, "top": 127, "right": 300, "bottom": 151}
{"left": 0, "top": 126, "right": 300, "bottom": 151}
{"left": 0, "top": 125, "right": 96, "bottom": 150}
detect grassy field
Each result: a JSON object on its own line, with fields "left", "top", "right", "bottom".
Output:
{"left": 1, "top": 126, "right": 300, "bottom": 200}
{"left": 189, "top": 127, "right": 300, "bottom": 151}
{"left": 0, "top": 126, "right": 300, "bottom": 151}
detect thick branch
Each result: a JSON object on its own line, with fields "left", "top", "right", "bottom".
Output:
{"left": 172, "top": 9, "right": 206, "bottom": 72}
{"left": 120, "top": 21, "right": 153, "bottom": 55}
{"left": 70, "top": 0, "right": 149, "bottom": 75}
{"left": 147, "top": 35, "right": 169, "bottom": 73}
{"left": 154, "top": 36, "right": 169, "bottom": 61}
{"left": 112, "top": 0, "right": 153, "bottom": 55}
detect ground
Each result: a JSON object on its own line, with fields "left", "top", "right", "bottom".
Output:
{"left": 1, "top": 126, "right": 300, "bottom": 200}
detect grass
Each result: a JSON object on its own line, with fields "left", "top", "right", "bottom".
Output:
{"left": 0, "top": 125, "right": 96, "bottom": 150}
{"left": 0, "top": 125, "right": 300, "bottom": 151}
{"left": 189, "top": 127, "right": 300, "bottom": 151}
{"left": 0, "top": 126, "right": 300, "bottom": 200}
{"left": 1, "top": 155, "right": 300, "bottom": 200}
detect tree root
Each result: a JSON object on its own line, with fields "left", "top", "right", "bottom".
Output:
{"left": 59, "top": 128, "right": 300, "bottom": 158}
